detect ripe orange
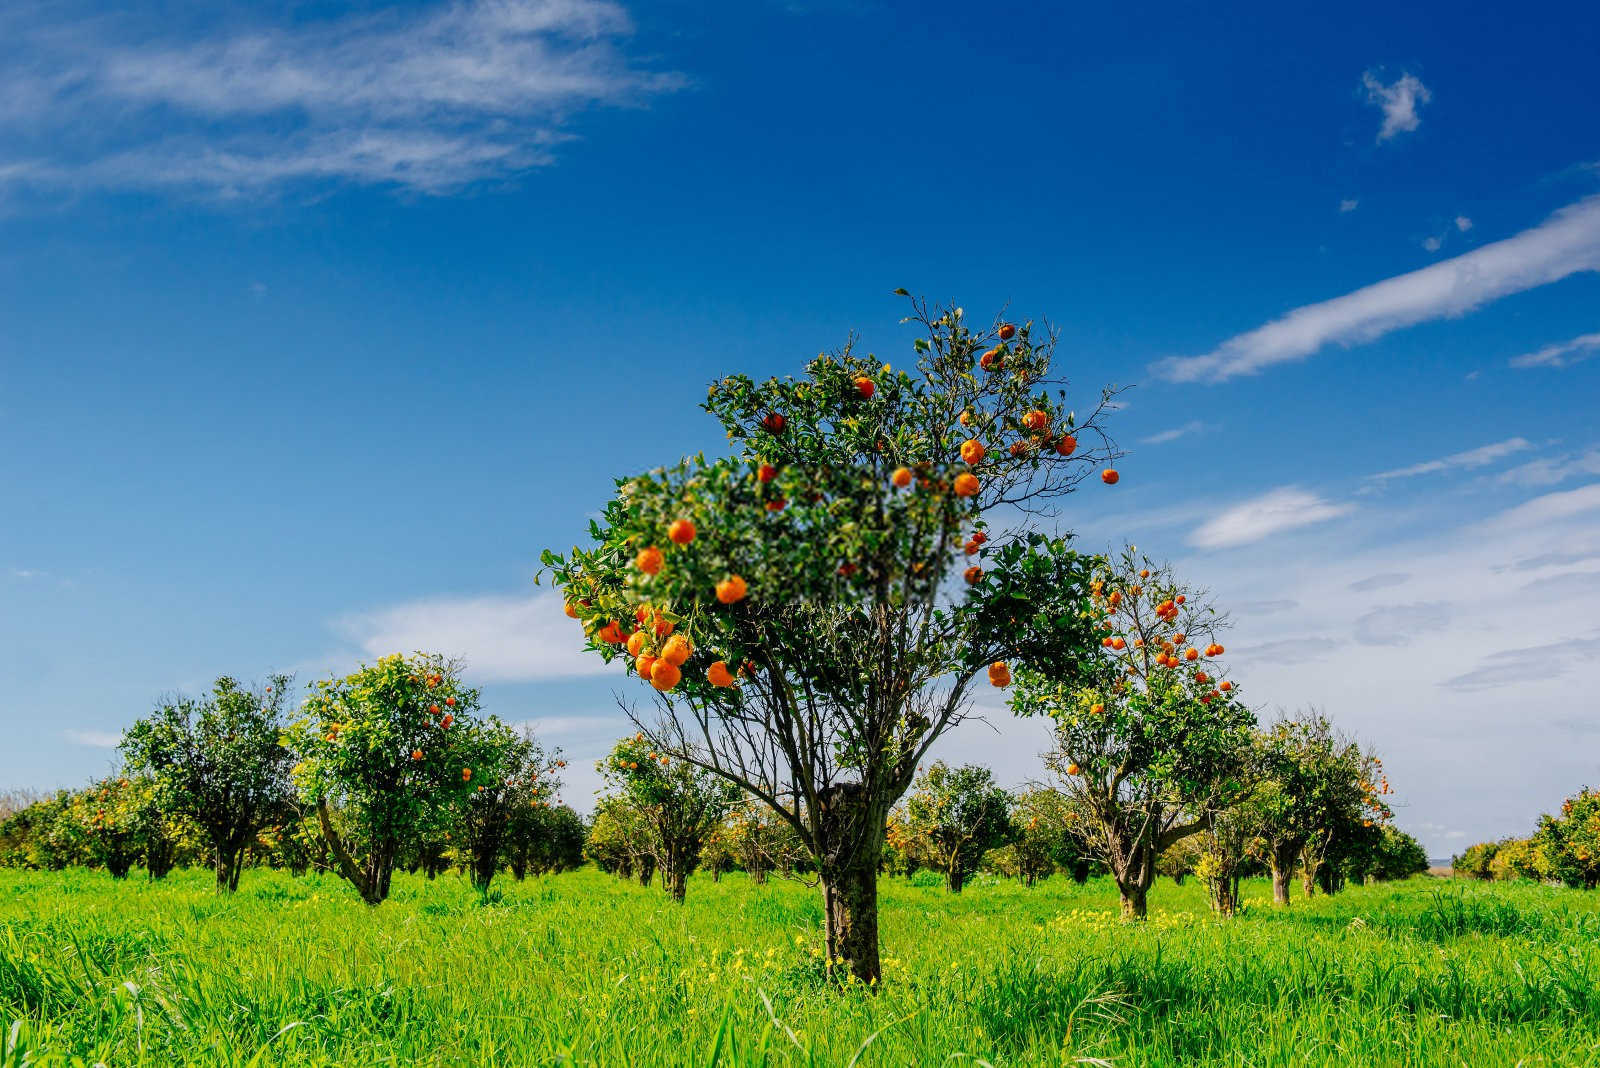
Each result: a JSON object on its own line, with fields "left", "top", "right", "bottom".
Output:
{"left": 765, "top": 498, "right": 787, "bottom": 512}
{"left": 762, "top": 413, "right": 786, "bottom": 433}
{"left": 953, "top": 472, "right": 980, "bottom": 497}
{"left": 653, "top": 614, "right": 675, "bottom": 638}
{"left": 662, "top": 634, "right": 693, "bottom": 667}
{"left": 971, "top": 530, "right": 988, "bottom": 546}
{"left": 707, "top": 660, "right": 736, "bottom": 688}
{"left": 1111, "top": 637, "right": 1126, "bottom": 650}
{"left": 668, "top": 519, "right": 696, "bottom": 545}
{"left": 1210, "top": 643, "right": 1224, "bottom": 655}
{"left": 563, "top": 601, "right": 580, "bottom": 619}
{"left": 1091, "top": 703, "right": 1105, "bottom": 715}
{"left": 892, "top": 466, "right": 913, "bottom": 488}
{"left": 1139, "top": 568, "right": 1150, "bottom": 579}
{"left": 964, "top": 565, "right": 983, "bottom": 585}
{"left": 1101, "top": 637, "right": 1113, "bottom": 648}
{"left": 716, "top": 575, "right": 748, "bottom": 604}
{"left": 1107, "top": 591, "right": 1122, "bottom": 607}
{"left": 650, "top": 659, "right": 682, "bottom": 691}
{"left": 855, "top": 377, "right": 875, "bottom": 399}
{"left": 979, "top": 348, "right": 1003, "bottom": 372}
{"left": 1066, "top": 762, "right": 1081, "bottom": 775}
{"left": 462, "top": 768, "right": 473, "bottom": 782}
{"left": 757, "top": 463, "right": 778, "bottom": 483}
{"left": 429, "top": 703, "right": 440, "bottom": 715}
{"left": 1055, "top": 435, "right": 1077, "bottom": 457}
{"left": 445, "top": 696, "right": 457, "bottom": 708}
{"left": 1008, "top": 441, "right": 1028, "bottom": 458}
{"left": 441, "top": 714, "right": 454, "bottom": 729}
{"left": 636, "top": 545, "right": 664, "bottom": 575}
{"left": 637, "top": 653, "right": 658, "bottom": 680}
{"left": 1022, "top": 409, "right": 1048, "bottom": 431}
{"left": 1101, "top": 469, "right": 1120, "bottom": 485}
{"left": 1218, "top": 681, "right": 1233, "bottom": 692}
{"left": 959, "top": 409, "right": 975, "bottom": 427}
{"left": 987, "top": 661, "right": 1011, "bottom": 687}
{"left": 964, "top": 539, "right": 980, "bottom": 555}
{"left": 411, "top": 749, "right": 423, "bottom": 761}
{"left": 960, "top": 439, "right": 986, "bottom": 464}
{"left": 1175, "top": 595, "right": 1186, "bottom": 605}
{"left": 998, "top": 323, "right": 1017, "bottom": 340}
{"left": 626, "top": 631, "right": 646, "bottom": 657}
{"left": 1194, "top": 671, "right": 1209, "bottom": 684}
{"left": 1184, "top": 648, "right": 1199, "bottom": 661}
{"left": 598, "top": 621, "right": 625, "bottom": 644}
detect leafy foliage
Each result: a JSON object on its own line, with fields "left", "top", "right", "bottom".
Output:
{"left": 904, "top": 762, "right": 1012, "bottom": 892}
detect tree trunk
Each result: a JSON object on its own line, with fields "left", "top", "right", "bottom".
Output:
{"left": 822, "top": 863, "right": 881, "bottom": 986}
{"left": 636, "top": 855, "right": 656, "bottom": 888}
{"left": 751, "top": 866, "right": 768, "bottom": 886}
{"left": 1270, "top": 860, "right": 1292, "bottom": 907}
{"left": 215, "top": 845, "right": 243, "bottom": 893}
{"left": 947, "top": 866, "right": 964, "bottom": 893}
{"left": 1207, "top": 875, "right": 1237, "bottom": 916}
{"left": 1119, "top": 880, "right": 1148, "bottom": 919}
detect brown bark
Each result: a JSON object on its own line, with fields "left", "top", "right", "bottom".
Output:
{"left": 823, "top": 864, "right": 881, "bottom": 985}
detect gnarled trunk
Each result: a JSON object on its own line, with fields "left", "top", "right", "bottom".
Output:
{"left": 1268, "top": 841, "right": 1297, "bottom": 907}
{"left": 822, "top": 864, "right": 880, "bottom": 985}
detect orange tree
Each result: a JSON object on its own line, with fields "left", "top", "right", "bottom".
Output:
{"left": 286, "top": 653, "right": 492, "bottom": 904}
{"left": 64, "top": 776, "right": 146, "bottom": 879}
{"left": 121, "top": 675, "right": 293, "bottom": 892}
{"left": 1010, "top": 787, "right": 1093, "bottom": 885}
{"left": 1534, "top": 787, "right": 1600, "bottom": 889}
{"left": 904, "top": 761, "right": 1012, "bottom": 892}
{"left": 1249, "top": 712, "right": 1390, "bottom": 906}
{"left": 458, "top": 723, "right": 562, "bottom": 893}
{"left": 600, "top": 735, "right": 737, "bottom": 901}
{"left": 541, "top": 296, "right": 1119, "bottom": 982}
{"left": 1012, "top": 547, "right": 1256, "bottom": 919}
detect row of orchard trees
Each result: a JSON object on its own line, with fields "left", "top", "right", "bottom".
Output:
{"left": 0, "top": 657, "right": 585, "bottom": 898}
{"left": 541, "top": 292, "right": 1428, "bottom": 983}
{"left": 1453, "top": 788, "right": 1600, "bottom": 888}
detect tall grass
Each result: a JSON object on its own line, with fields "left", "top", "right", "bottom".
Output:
{"left": 2, "top": 867, "right": 1597, "bottom": 1065}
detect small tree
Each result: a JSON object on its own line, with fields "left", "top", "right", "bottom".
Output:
{"left": 286, "top": 653, "right": 485, "bottom": 904}
{"left": 121, "top": 675, "right": 292, "bottom": 892}
{"left": 1195, "top": 807, "right": 1252, "bottom": 915}
{"left": 1451, "top": 841, "right": 1499, "bottom": 880}
{"left": 542, "top": 296, "right": 1118, "bottom": 983}
{"left": 458, "top": 722, "right": 562, "bottom": 893}
{"left": 586, "top": 794, "right": 655, "bottom": 882}
{"left": 1009, "top": 787, "right": 1090, "bottom": 885}
{"left": 1533, "top": 788, "right": 1600, "bottom": 889}
{"left": 1014, "top": 548, "right": 1255, "bottom": 919}
{"left": 904, "top": 762, "right": 1011, "bottom": 892}
{"left": 68, "top": 776, "right": 145, "bottom": 879}
{"left": 600, "top": 735, "right": 736, "bottom": 901}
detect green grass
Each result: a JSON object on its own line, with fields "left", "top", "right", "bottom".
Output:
{"left": 3, "top": 867, "right": 1598, "bottom": 1066}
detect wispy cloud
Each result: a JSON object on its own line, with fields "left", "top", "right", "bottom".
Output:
{"left": 1340, "top": 199, "right": 1360, "bottom": 213}
{"left": 1483, "top": 482, "right": 1600, "bottom": 533}
{"left": 0, "top": 0, "right": 684, "bottom": 198}
{"left": 1139, "top": 420, "right": 1209, "bottom": 445}
{"left": 63, "top": 729, "right": 121, "bottom": 748}
{"left": 1441, "top": 635, "right": 1600, "bottom": 692}
{"left": 334, "top": 591, "right": 615, "bottom": 683}
{"left": 1509, "top": 331, "right": 1600, "bottom": 369}
{"left": 1348, "top": 572, "right": 1410, "bottom": 592}
{"left": 1155, "top": 195, "right": 1600, "bottom": 382}
{"left": 1497, "top": 448, "right": 1600, "bottom": 488}
{"left": 1455, "top": 216, "right": 1473, "bottom": 232}
{"left": 1368, "top": 437, "right": 1532, "bottom": 483}
{"left": 1362, "top": 71, "right": 1431, "bottom": 142}
{"left": 1189, "top": 487, "right": 1353, "bottom": 549}
{"left": 1353, "top": 602, "right": 1451, "bottom": 647}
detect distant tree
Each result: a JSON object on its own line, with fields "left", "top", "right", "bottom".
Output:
{"left": 1196, "top": 807, "right": 1253, "bottom": 915}
{"left": 121, "top": 675, "right": 292, "bottom": 892}
{"left": 1009, "top": 787, "right": 1091, "bottom": 885}
{"left": 599, "top": 735, "right": 736, "bottom": 901}
{"left": 1533, "top": 787, "right": 1600, "bottom": 889}
{"left": 1156, "top": 834, "right": 1203, "bottom": 886}
{"left": 1015, "top": 549, "right": 1255, "bottom": 919}
{"left": 586, "top": 795, "right": 655, "bottom": 883}
{"left": 1451, "top": 840, "right": 1500, "bottom": 881}
{"left": 0, "top": 791, "right": 79, "bottom": 870}
{"left": 286, "top": 654, "right": 485, "bottom": 904}
{"left": 67, "top": 776, "right": 144, "bottom": 878}
{"left": 458, "top": 722, "right": 562, "bottom": 893}
{"left": 1361, "top": 826, "right": 1429, "bottom": 882}
{"left": 904, "top": 762, "right": 1012, "bottom": 892}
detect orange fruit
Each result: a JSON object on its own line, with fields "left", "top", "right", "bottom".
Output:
{"left": 668, "top": 519, "right": 696, "bottom": 545}
{"left": 971, "top": 531, "right": 987, "bottom": 546}
{"left": 765, "top": 498, "right": 787, "bottom": 512}
{"left": 1101, "top": 637, "right": 1114, "bottom": 648}
{"left": 997, "top": 323, "right": 1016, "bottom": 340}
{"left": 661, "top": 634, "right": 693, "bottom": 667}
{"left": 1211, "top": 643, "right": 1223, "bottom": 655}
{"left": 1111, "top": 637, "right": 1126, "bottom": 650}
{"left": 1218, "top": 681, "right": 1233, "bottom": 693}
{"left": 960, "top": 439, "right": 986, "bottom": 464}
{"left": 959, "top": 409, "right": 974, "bottom": 427}
{"left": 953, "top": 472, "right": 980, "bottom": 497}
{"left": 462, "top": 767, "right": 473, "bottom": 782}
{"left": 1022, "top": 409, "right": 1048, "bottom": 431}
{"left": 762, "top": 413, "right": 786, "bottom": 433}
{"left": 650, "top": 659, "right": 682, "bottom": 691}
{"left": 855, "top": 377, "right": 875, "bottom": 399}
{"left": 1055, "top": 435, "right": 1077, "bottom": 457}
{"left": 637, "top": 653, "right": 658, "bottom": 680}
{"left": 979, "top": 349, "right": 1003, "bottom": 372}
{"left": 892, "top": 466, "right": 913, "bottom": 488}
{"left": 1066, "top": 762, "right": 1081, "bottom": 775}
{"left": 1090, "top": 703, "right": 1105, "bottom": 715}
{"left": 636, "top": 545, "right": 664, "bottom": 575}
{"left": 653, "top": 614, "right": 675, "bottom": 638}
{"left": 987, "top": 661, "right": 1011, "bottom": 687}
{"left": 716, "top": 575, "right": 748, "bottom": 604}
{"left": 757, "top": 463, "right": 778, "bottom": 483}
{"left": 445, "top": 696, "right": 457, "bottom": 707}
{"left": 563, "top": 601, "right": 580, "bottom": 619}
{"left": 964, "top": 539, "right": 980, "bottom": 555}
{"left": 838, "top": 562, "right": 859, "bottom": 577}
{"left": 1101, "top": 469, "right": 1120, "bottom": 484}
{"left": 598, "top": 621, "right": 625, "bottom": 644}
{"left": 1175, "top": 595, "right": 1186, "bottom": 605}
{"left": 1184, "top": 648, "right": 1199, "bottom": 661}
{"left": 1194, "top": 671, "right": 1209, "bottom": 684}
{"left": 707, "top": 661, "right": 736, "bottom": 688}
{"left": 411, "top": 749, "right": 423, "bottom": 761}
{"left": 626, "top": 631, "right": 646, "bottom": 657}
{"left": 964, "top": 565, "right": 983, "bottom": 585}
{"left": 441, "top": 714, "right": 454, "bottom": 729}
{"left": 429, "top": 703, "right": 440, "bottom": 714}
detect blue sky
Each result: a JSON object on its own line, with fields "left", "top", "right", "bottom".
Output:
{"left": 3, "top": 0, "right": 1598, "bottom": 857}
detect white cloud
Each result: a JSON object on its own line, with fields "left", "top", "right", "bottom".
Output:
{"left": 1341, "top": 199, "right": 1360, "bottom": 213}
{"left": 0, "top": 0, "right": 684, "bottom": 197}
{"left": 1422, "top": 235, "right": 1443, "bottom": 252}
{"left": 1456, "top": 216, "right": 1473, "bottom": 232}
{"left": 334, "top": 591, "right": 617, "bottom": 682}
{"left": 1485, "top": 481, "right": 1600, "bottom": 530}
{"left": 1363, "top": 71, "right": 1431, "bottom": 142}
{"left": 1348, "top": 572, "right": 1410, "bottom": 592}
{"left": 64, "top": 729, "right": 121, "bottom": 748}
{"left": 1509, "top": 331, "right": 1600, "bottom": 369}
{"left": 1497, "top": 448, "right": 1600, "bottom": 488}
{"left": 1368, "top": 437, "right": 1532, "bottom": 483}
{"left": 1189, "top": 487, "right": 1354, "bottom": 549}
{"left": 1155, "top": 195, "right": 1600, "bottom": 382}
{"left": 1139, "top": 420, "right": 1209, "bottom": 445}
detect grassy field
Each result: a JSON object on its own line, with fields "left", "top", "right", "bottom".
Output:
{"left": 3, "top": 867, "right": 1599, "bottom": 1066}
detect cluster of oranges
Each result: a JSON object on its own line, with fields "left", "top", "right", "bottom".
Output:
{"left": 988, "top": 661, "right": 1011, "bottom": 687}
